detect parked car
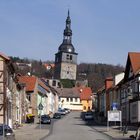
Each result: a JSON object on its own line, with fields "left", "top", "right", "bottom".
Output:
{"left": 0, "top": 124, "right": 15, "bottom": 140}
{"left": 84, "top": 111, "right": 94, "bottom": 120}
{"left": 40, "top": 115, "right": 51, "bottom": 124}
{"left": 58, "top": 109, "right": 66, "bottom": 115}
{"left": 64, "top": 108, "right": 70, "bottom": 113}
{"left": 53, "top": 113, "right": 61, "bottom": 119}
{"left": 80, "top": 111, "right": 86, "bottom": 120}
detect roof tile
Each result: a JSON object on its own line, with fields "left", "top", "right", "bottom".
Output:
{"left": 129, "top": 52, "right": 140, "bottom": 74}
{"left": 19, "top": 76, "right": 37, "bottom": 92}
{"left": 78, "top": 87, "right": 92, "bottom": 100}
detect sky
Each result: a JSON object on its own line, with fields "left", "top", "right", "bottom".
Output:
{"left": 0, "top": 0, "right": 140, "bottom": 66}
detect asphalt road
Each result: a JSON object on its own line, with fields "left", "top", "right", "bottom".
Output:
{"left": 45, "top": 111, "right": 112, "bottom": 140}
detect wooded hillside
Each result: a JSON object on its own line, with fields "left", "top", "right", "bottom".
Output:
{"left": 77, "top": 63, "right": 124, "bottom": 92}
{"left": 10, "top": 56, "right": 124, "bottom": 92}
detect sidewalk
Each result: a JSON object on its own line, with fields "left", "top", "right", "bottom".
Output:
{"left": 14, "top": 118, "right": 50, "bottom": 140}
{"left": 92, "top": 125, "right": 136, "bottom": 139}
{"left": 91, "top": 116, "right": 137, "bottom": 140}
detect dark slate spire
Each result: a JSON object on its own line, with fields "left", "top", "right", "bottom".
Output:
{"left": 58, "top": 10, "right": 75, "bottom": 53}
{"left": 63, "top": 9, "right": 72, "bottom": 40}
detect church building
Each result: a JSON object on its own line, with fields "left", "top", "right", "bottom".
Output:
{"left": 54, "top": 11, "right": 78, "bottom": 80}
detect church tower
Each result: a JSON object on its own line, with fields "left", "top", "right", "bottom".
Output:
{"left": 54, "top": 10, "right": 78, "bottom": 80}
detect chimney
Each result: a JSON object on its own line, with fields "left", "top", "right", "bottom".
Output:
{"left": 105, "top": 77, "right": 113, "bottom": 90}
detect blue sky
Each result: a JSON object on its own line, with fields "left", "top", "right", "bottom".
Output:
{"left": 0, "top": 0, "right": 140, "bottom": 66}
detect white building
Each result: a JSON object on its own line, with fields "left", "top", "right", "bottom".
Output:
{"left": 56, "top": 88, "right": 82, "bottom": 111}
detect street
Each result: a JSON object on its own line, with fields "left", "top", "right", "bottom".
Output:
{"left": 14, "top": 111, "right": 135, "bottom": 140}
{"left": 45, "top": 111, "right": 112, "bottom": 140}
{"left": 15, "top": 118, "right": 55, "bottom": 140}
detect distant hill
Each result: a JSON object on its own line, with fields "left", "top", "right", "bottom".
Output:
{"left": 77, "top": 63, "right": 124, "bottom": 92}
{"left": 10, "top": 56, "right": 124, "bottom": 92}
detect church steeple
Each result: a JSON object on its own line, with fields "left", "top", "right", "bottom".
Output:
{"left": 54, "top": 10, "right": 78, "bottom": 80}
{"left": 58, "top": 10, "right": 75, "bottom": 53}
{"left": 63, "top": 10, "right": 72, "bottom": 42}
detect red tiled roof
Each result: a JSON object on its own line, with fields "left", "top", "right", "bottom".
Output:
{"left": 0, "top": 52, "right": 10, "bottom": 61}
{"left": 129, "top": 52, "right": 140, "bottom": 74}
{"left": 78, "top": 87, "right": 92, "bottom": 100}
{"left": 19, "top": 76, "right": 37, "bottom": 92}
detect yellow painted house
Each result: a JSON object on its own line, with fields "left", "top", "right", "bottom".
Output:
{"left": 79, "top": 87, "right": 93, "bottom": 112}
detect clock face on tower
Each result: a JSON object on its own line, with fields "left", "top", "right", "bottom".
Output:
{"left": 61, "top": 64, "right": 76, "bottom": 80}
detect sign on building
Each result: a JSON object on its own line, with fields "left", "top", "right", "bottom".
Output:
{"left": 38, "top": 103, "right": 43, "bottom": 110}
{"left": 111, "top": 102, "right": 118, "bottom": 110}
{"left": 107, "top": 110, "right": 122, "bottom": 131}
{"left": 108, "top": 110, "right": 122, "bottom": 122}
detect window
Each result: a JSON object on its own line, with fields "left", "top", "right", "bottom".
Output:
{"left": 47, "top": 80, "right": 49, "bottom": 84}
{"left": 75, "top": 98, "right": 77, "bottom": 102}
{"left": 67, "top": 98, "right": 69, "bottom": 102}
{"left": 70, "top": 55, "right": 72, "bottom": 60}
{"left": 27, "top": 94, "right": 31, "bottom": 102}
{"left": 58, "top": 82, "right": 61, "bottom": 88}
{"left": 66, "top": 54, "right": 72, "bottom": 61}
{"left": 66, "top": 54, "right": 70, "bottom": 60}
{"left": 70, "top": 98, "right": 73, "bottom": 102}
{"left": 83, "top": 106, "right": 86, "bottom": 110}
{"left": 52, "top": 80, "right": 56, "bottom": 86}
